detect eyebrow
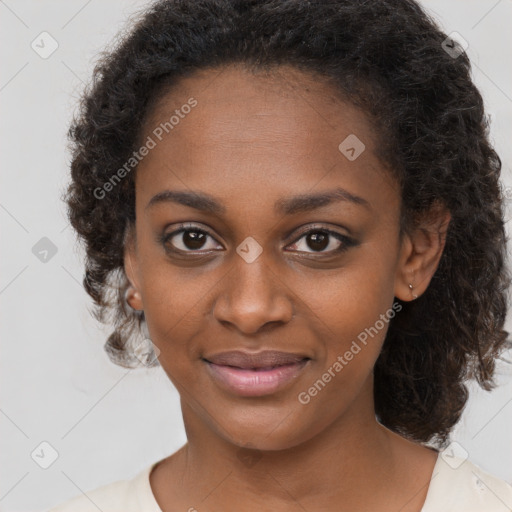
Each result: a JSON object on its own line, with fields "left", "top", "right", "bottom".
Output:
{"left": 145, "top": 187, "right": 371, "bottom": 215}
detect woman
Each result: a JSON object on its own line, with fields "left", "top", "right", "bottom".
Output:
{"left": 50, "top": 0, "right": 512, "bottom": 510}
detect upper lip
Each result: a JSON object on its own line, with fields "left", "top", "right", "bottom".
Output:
{"left": 203, "top": 350, "right": 310, "bottom": 369}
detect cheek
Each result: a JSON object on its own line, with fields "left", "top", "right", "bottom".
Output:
{"left": 137, "top": 262, "right": 209, "bottom": 364}
{"left": 294, "top": 278, "right": 392, "bottom": 432}
{"left": 297, "top": 251, "right": 397, "bottom": 384}
{"left": 299, "top": 253, "right": 396, "bottom": 340}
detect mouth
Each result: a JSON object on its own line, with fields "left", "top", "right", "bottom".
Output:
{"left": 202, "top": 350, "right": 311, "bottom": 397}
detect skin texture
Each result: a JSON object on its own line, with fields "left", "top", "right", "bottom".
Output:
{"left": 124, "top": 64, "right": 450, "bottom": 512}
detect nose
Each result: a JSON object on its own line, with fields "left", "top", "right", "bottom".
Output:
{"left": 213, "top": 255, "right": 294, "bottom": 335}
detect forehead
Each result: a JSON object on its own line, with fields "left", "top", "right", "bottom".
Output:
{"left": 135, "top": 64, "right": 398, "bottom": 216}
{"left": 143, "top": 63, "right": 376, "bottom": 149}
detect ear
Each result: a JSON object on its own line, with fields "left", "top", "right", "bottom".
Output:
{"left": 394, "top": 201, "right": 451, "bottom": 301}
{"left": 124, "top": 225, "right": 144, "bottom": 311}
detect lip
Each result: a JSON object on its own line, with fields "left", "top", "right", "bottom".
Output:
{"left": 203, "top": 350, "right": 311, "bottom": 397}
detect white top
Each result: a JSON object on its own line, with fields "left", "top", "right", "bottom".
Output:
{"left": 48, "top": 452, "right": 512, "bottom": 511}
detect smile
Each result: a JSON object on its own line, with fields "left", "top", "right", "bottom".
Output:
{"left": 203, "top": 358, "right": 311, "bottom": 397}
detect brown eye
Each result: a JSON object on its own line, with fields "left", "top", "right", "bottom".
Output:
{"left": 305, "top": 231, "right": 329, "bottom": 251}
{"left": 161, "top": 226, "right": 223, "bottom": 253}
{"left": 286, "top": 228, "right": 355, "bottom": 255}
{"left": 181, "top": 230, "right": 207, "bottom": 250}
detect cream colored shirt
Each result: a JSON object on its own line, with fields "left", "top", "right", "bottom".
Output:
{"left": 48, "top": 452, "right": 512, "bottom": 511}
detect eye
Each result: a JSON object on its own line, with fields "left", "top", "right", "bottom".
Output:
{"left": 286, "top": 227, "right": 355, "bottom": 255}
{"left": 159, "top": 223, "right": 356, "bottom": 256}
{"left": 160, "top": 224, "right": 223, "bottom": 253}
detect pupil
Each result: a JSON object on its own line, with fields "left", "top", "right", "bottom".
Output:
{"left": 308, "top": 232, "right": 328, "bottom": 251}
{"left": 184, "top": 231, "right": 206, "bottom": 249}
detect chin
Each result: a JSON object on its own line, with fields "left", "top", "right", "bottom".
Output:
{"left": 213, "top": 405, "right": 321, "bottom": 453}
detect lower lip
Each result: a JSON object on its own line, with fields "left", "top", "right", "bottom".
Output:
{"left": 204, "top": 359, "right": 310, "bottom": 397}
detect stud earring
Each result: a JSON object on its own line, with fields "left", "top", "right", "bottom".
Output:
{"left": 408, "top": 283, "right": 418, "bottom": 300}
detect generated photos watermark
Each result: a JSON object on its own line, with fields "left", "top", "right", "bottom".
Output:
{"left": 93, "top": 97, "right": 198, "bottom": 200}
{"left": 298, "top": 301, "right": 402, "bottom": 405}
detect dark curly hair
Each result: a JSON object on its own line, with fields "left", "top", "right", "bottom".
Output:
{"left": 63, "top": 0, "right": 511, "bottom": 449}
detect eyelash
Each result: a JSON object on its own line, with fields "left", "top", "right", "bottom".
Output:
{"left": 158, "top": 223, "right": 356, "bottom": 257}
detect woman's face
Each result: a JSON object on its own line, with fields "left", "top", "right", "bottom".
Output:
{"left": 125, "top": 64, "right": 411, "bottom": 451}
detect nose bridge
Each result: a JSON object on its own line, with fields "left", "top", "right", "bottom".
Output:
{"left": 232, "top": 246, "right": 274, "bottom": 298}
{"left": 213, "top": 244, "right": 293, "bottom": 333}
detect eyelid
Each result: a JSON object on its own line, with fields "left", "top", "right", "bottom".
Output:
{"left": 160, "top": 222, "right": 355, "bottom": 254}
{"left": 290, "top": 223, "right": 348, "bottom": 239}
{"left": 286, "top": 224, "right": 355, "bottom": 253}
{"left": 162, "top": 223, "right": 222, "bottom": 252}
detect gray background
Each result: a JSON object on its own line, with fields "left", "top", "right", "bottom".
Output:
{"left": 1, "top": 1, "right": 511, "bottom": 510}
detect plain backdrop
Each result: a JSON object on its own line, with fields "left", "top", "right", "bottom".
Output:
{"left": 1, "top": 1, "right": 511, "bottom": 510}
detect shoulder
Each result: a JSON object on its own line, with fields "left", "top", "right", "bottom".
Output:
{"left": 422, "top": 452, "right": 512, "bottom": 512}
{"left": 47, "top": 463, "right": 161, "bottom": 512}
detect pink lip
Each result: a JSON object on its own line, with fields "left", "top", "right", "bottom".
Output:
{"left": 204, "top": 359, "right": 310, "bottom": 397}
{"left": 203, "top": 349, "right": 309, "bottom": 368}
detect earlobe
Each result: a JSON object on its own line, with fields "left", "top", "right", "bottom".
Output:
{"left": 394, "top": 234, "right": 416, "bottom": 301}
{"left": 407, "top": 282, "right": 418, "bottom": 300}
{"left": 124, "top": 228, "right": 144, "bottom": 311}
{"left": 125, "top": 284, "right": 143, "bottom": 311}
{"left": 394, "top": 203, "right": 451, "bottom": 302}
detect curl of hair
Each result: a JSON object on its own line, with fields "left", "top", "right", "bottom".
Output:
{"left": 63, "top": 0, "right": 511, "bottom": 448}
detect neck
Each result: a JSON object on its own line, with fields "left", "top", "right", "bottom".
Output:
{"left": 166, "top": 383, "right": 411, "bottom": 511}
